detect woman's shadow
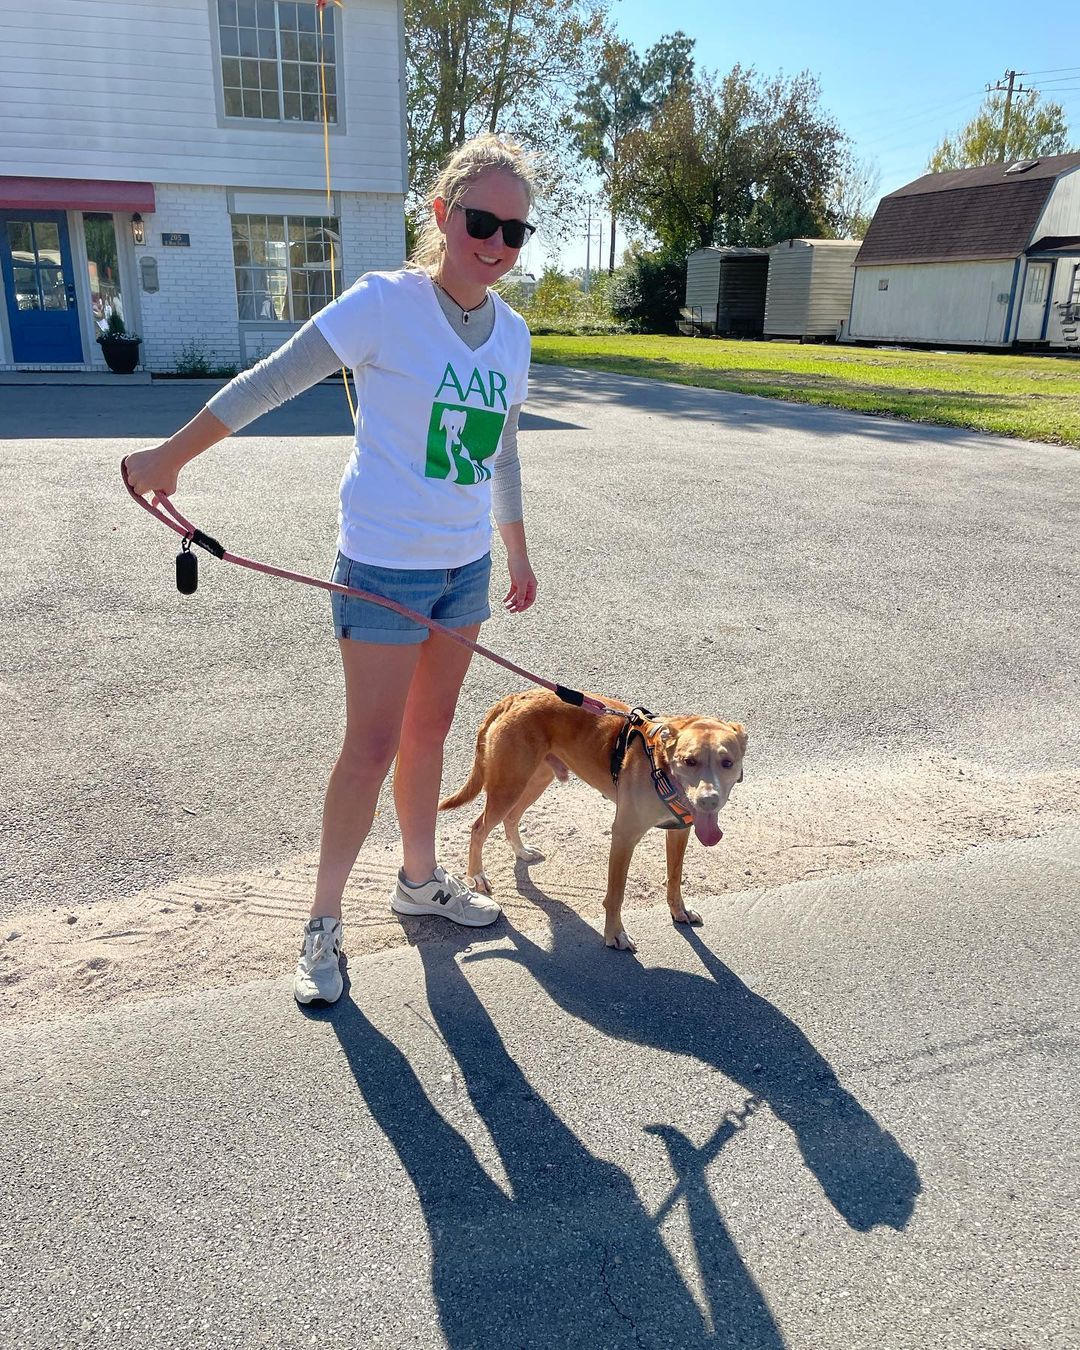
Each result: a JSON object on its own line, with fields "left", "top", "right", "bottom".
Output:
{"left": 323, "top": 870, "right": 919, "bottom": 1348}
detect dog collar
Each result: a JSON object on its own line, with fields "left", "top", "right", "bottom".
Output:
{"left": 610, "top": 707, "right": 694, "bottom": 829}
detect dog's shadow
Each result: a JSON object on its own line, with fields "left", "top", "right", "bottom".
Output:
{"left": 478, "top": 861, "right": 922, "bottom": 1234}
{"left": 322, "top": 863, "right": 919, "bottom": 1348}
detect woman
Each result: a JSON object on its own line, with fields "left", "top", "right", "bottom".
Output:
{"left": 123, "top": 135, "right": 537, "bottom": 1006}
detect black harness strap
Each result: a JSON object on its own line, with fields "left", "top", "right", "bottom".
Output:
{"left": 610, "top": 707, "right": 693, "bottom": 830}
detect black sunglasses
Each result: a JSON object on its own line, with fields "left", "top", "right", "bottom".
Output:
{"left": 457, "top": 206, "right": 536, "bottom": 249}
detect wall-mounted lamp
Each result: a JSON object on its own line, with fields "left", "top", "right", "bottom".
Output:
{"left": 131, "top": 212, "right": 145, "bottom": 246}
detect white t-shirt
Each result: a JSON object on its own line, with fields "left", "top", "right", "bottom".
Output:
{"left": 313, "top": 268, "right": 531, "bottom": 568}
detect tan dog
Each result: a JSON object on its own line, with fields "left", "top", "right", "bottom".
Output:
{"left": 439, "top": 690, "right": 747, "bottom": 951}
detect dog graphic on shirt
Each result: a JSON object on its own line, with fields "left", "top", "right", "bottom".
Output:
{"left": 438, "top": 407, "right": 491, "bottom": 484}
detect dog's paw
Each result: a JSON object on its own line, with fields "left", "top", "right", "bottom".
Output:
{"left": 513, "top": 845, "right": 545, "bottom": 863}
{"left": 467, "top": 871, "right": 493, "bottom": 895}
{"left": 605, "top": 929, "right": 638, "bottom": 952}
{"left": 672, "top": 906, "right": 703, "bottom": 926}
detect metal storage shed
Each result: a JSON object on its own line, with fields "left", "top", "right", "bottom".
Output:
{"left": 684, "top": 247, "right": 769, "bottom": 336}
{"left": 764, "top": 238, "right": 860, "bottom": 340}
{"left": 847, "top": 153, "right": 1080, "bottom": 350}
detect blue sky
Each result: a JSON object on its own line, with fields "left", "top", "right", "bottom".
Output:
{"left": 521, "top": 0, "right": 1080, "bottom": 274}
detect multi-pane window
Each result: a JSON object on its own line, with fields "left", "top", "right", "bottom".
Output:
{"left": 232, "top": 214, "right": 342, "bottom": 321}
{"left": 219, "top": 0, "right": 337, "bottom": 124}
{"left": 7, "top": 220, "right": 68, "bottom": 311}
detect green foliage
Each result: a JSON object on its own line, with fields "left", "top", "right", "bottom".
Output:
{"left": 928, "top": 91, "right": 1075, "bottom": 171}
{"left": 403, "top": 0, "right": 605, "bottom": 243}
{"left": 608, "top": 248, "right": 686, "bottom": 334}
{"left": 174, "top": 340, "right": 237, "bottom": 379}
{"left": 98, "top": 310, "right": 140, "bottom": 342}
{"left": 826, "top": 151, "right": 880, "bottom": 240}
{"left": 570, "top": 30, "right": 694, "bottom": 270}
{"left": 529, "top": 335, "right": 1080, "bottom": 447}
{"left": 503, "top": 264, "right": 630, "bottom": 335}
{"left": 614, "top": 66, "right": 847, "bottom": 257}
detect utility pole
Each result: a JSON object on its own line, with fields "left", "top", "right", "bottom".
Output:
{"left": 584, "top": 203, "right": 603, "bottom": 293}
{"left": 584, "top": 202, "right": 592, "bottom": 294}
{"left": 986, "top": 69, "right": 1031, "bottom": 162}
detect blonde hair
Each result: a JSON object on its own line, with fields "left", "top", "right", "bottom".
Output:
{"left": 408, "top": 133, "right": 536, "bottom": 272}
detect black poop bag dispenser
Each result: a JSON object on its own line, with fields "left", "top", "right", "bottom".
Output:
{"left": 175, "top": 527, "right": 224, "bottom": 595}
{"left": 176, "top": 538, "right": 198, "bottom": 594}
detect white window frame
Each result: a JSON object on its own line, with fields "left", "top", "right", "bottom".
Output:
{"left": 213, "top": 0, "right": 341, "bottom": 128}
{"left": 231, "top": 211, "right": 343, "bottom": 323}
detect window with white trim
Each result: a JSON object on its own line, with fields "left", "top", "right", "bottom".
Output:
{"left": 232, "top": 214, "right": 342, "bottom": 320}
{"left": 218, "top": 0, "right": 337, "bottom": 124}
{"left": 1070, "top": 265, "right": 1080, "bottom": 306}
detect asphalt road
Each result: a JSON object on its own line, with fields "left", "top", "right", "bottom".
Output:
{"left": 1, "top": 370, "right": 1078, "bottom": 1347}
{"left": 1, "top": 835, "right": 1077, "bottom": 1348}
{"left": 0, "top": 369, "right": 1077, "bottom": 913}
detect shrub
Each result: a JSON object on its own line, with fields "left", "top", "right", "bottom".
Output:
{"left": 174, "top": 340, "right": 237, "bottom": 379}
{"left": 609, "top": 249, "right": 687, "bottom": 334}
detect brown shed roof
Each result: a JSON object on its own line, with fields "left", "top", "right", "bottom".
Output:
{"left": 854, "top": 152, "right": 1080, "bottom": 266}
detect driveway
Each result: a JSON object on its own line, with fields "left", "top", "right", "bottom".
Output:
{"left": 0, "top": 369, "right": 1077, "bottom": 1347}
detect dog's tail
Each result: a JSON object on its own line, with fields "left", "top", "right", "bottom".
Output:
{"left": 438, "top": 695, "right": 515, "bottom": 811}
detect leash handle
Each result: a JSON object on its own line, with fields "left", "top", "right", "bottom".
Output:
{"left": 120, "top": 458, "right": 626, "bottom": 719}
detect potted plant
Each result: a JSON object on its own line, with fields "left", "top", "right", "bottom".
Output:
{"left": 97, "top": 310, "right": 143, "bottom": 374}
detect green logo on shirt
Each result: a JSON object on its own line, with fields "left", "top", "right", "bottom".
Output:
{"left": 425, "top": 362, "right": 509, "bottom": 483}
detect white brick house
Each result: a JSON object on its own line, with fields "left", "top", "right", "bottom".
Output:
{"left": 0, "top": 0, "right": 407, "bottom": 373}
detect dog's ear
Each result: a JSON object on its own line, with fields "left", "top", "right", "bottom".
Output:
{"left": 729, "top": 721, "right": 747, "bottom": 782}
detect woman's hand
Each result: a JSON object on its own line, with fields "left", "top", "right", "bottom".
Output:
{"left": 123, "top": 445, "right": 181, "bottom": 498}
{"left": 503, "top": 552, "right": 538, "bottom": 613}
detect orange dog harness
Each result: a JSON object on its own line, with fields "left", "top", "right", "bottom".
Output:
{"left": 610, "top": 708, "right": 694, "bottom": 830}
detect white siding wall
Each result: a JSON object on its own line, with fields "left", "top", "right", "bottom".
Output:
{"left": 1031, "top": 168, "right": 1080, "bottom": 239}
{"left": 130, "top": 184, "right": 405, "bottom": 371}
{"left": 765, "top": 241, "right": 859, "bottom": 337}
{"left": 849, "top": 260, "right": 1016, "bottom": 344}
{"left": 685, "top": 250, "right": 723, "bottom": 314}
{"left": 807, "top": 245, "right": 859, "bottom": 334}
{"left": 763, "top": 243, "right": 812, "bottom": 336}
{"left": 0, "top": 0, "right": 405, "bottom": 194}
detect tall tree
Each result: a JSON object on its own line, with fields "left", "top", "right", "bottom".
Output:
{"left": 404, "top": 0, "right": 605, "bottom": 242}
{"left": 928, "top": 90, "right": 1074, "bottom": 171}
{"left": 613, "top": 66, "right": 846, "bottom": 258}
{"left": 571, "top": 30, "right": 694, "bottom": 272}
{"left": 827, "top": 150, "right": 880, "bottom": 240}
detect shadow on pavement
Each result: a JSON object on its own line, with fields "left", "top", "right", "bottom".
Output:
{"left": 318, "top": 875, "right": 920, "bottom": 1347}
{"left": 327, "top": 947, "right": 782, "bottom": 1349}
{"left": 531, "top": 362, "right": 1022, "bottom": 451}
{"left": 0, "top": 381, "right": 585, "bottom": 440}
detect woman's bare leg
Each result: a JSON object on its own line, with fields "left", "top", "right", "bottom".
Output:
{"left": 310, "top": 639, "right": 423, "bottom": 919}
{"left": 393, "top": 625, "right": 480, "bottom": 885}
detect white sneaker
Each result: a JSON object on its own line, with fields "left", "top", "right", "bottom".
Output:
{"left": 391, "top": 865, "right": 501, "bottom": 927}
{"left": 293, "top": 916, "right": 344, "bottom": 1005}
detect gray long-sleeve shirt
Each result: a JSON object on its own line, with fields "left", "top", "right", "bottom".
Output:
{"left": 205, "top": 288, "right": 524, "bottom": 524}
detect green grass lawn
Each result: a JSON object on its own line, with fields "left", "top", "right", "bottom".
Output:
{"left": 530, "top": 334, "right": 1080, "bottom": 447}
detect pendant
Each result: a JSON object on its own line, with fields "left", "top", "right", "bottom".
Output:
{"left": 462, "top": 310, "right": 469, "bottom": 325}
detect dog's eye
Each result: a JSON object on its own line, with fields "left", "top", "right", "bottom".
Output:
{"left": 722, "top": 758, "right": 734, "bottom": 770}
{"left": 683, "top": 756, "right": 698, "bottom": 767}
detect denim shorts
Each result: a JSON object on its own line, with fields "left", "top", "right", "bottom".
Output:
{"left": 331, "top": 551, "right": 492, "bottom": 644}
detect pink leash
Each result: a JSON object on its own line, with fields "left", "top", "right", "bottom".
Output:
{"left": 121, "top": 459, "right": 622, "bottom": 718}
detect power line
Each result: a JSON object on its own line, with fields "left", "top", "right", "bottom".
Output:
{"left": 857, "top": 91, "right": 985, "bottom": 149}
{"left": 1019, "top": 65, "right": 1080, "bottom": 77}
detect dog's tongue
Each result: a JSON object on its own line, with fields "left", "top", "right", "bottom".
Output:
{"left": 693, "top": 811, "right": 723, "bottom": 847}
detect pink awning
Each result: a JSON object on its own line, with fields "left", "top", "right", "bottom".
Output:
{"left": 0, "top": 177, "right": 155, "bottom": 213}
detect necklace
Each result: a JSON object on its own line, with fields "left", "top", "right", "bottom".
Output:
{"left": 432, "top": 274, "right": 490, "bottom": 325}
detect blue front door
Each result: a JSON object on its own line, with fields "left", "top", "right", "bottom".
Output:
{"left": 1, "top": 212, "right": 83, "bottom": 362}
